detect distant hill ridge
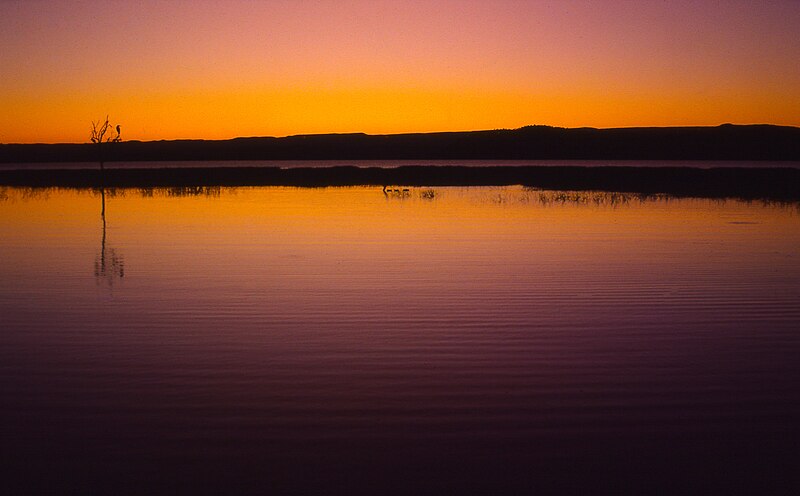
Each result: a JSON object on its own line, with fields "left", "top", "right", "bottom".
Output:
{"left": 2, "top": 124, "right": 799, "bottom": 162}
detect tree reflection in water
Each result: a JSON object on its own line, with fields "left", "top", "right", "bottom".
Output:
{"left": 94, "top": 188, "right": 124, "bottom": 286}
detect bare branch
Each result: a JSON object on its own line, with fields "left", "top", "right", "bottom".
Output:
{"left": 89, "top": 115, "right": 123, "bottom": 169}
{"left": 90, "top": 120, "right": 101, "bottom": 143}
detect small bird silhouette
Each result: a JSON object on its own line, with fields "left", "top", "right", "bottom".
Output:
{"left": 116, "top": 125, "right": 121, "bottom": 135}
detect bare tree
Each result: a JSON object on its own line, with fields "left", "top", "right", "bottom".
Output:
{"left": 90, "top": 116, "right": 121, "bottom": 170}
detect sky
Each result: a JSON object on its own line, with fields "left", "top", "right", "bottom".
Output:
{"left": 1, "top": 0, "right": 799, "bottom": 143}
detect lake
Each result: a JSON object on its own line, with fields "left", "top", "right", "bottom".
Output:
{"left": 2, "top": 159, "right": 800, "bottom": 170}
{"left": 1, "top": 186, "right": 799, "bottom": 494}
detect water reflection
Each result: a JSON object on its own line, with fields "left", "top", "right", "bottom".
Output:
{"left": 94, "top": 188, "right": 124, "bottom": 286}
{"left": 1, "top": 185, "right": 799, "bottom": 494}
{"left": 382, "top": 186, "right": 411, "bottom": 202}
{"left": 138, "top": 186, "right": 222, "bottom": 198}
{"left": 1, "top": 185, "right": 798, "bottom": 211}
{"left": 90, "top": 187, "right": 224, "bottom": 286}
{"left": 532, "top": 190, "right": 647, "bottom": 206}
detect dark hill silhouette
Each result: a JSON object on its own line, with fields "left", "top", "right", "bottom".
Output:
{"left": 2, "top": 124, "right": 799, "bottom": 162}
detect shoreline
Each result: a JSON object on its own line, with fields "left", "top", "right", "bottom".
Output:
{"left": 3, "top": 125, "right": 800, "bottom": 163}
{"left": 3, "top": 159, "right": 800, "bottom": 171}
{"left": 1, "top": 165, "right": 799, "bottom": 201}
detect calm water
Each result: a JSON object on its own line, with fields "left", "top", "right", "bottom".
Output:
{"left": 2, "top": 159, "right": 800, "bottom": 169}
{"left": 1, "top": 186, "right": 799, "bottom": 494}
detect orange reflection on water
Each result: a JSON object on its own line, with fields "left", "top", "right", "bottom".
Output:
{"left": 2, "top": 185, "right": 800, "bottom": 494}
{"left": 1, "top": 186, "right": 798, "bottom": 293}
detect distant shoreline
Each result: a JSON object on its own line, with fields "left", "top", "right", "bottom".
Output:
{"left": 2, "top": 124, "right": 800, "bottom": 162}
{"left": 2, "top": 165, "right": 798, "bottom": 201}
{"left": 3, "top": 159, "right": 800, "bottom": 171}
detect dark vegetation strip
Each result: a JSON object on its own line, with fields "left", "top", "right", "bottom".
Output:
{"left": 1, "top": 166, "right": 798, "bottom": 201}
{"left": 3, "top": 125, "right": 800, "bottom": 162}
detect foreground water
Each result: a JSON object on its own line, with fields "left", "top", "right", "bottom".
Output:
{"left": 1, "top": 186, "right": 799, "bottom": 494}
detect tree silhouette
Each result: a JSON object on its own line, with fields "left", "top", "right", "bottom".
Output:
{"left": 90, "top": 116, "right": 121, "bottom": 171}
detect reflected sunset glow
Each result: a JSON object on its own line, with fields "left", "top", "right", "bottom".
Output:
{"left": 2, "top": 186, "right": 799, "bottom": 492}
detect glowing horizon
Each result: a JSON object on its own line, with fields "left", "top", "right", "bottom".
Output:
{"left": 2, "top": 0, "right": 799, "bottom": 144}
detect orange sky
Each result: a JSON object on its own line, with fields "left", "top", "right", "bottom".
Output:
{"left": 2, "top": 0, "right": 799, "bottom": 144}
